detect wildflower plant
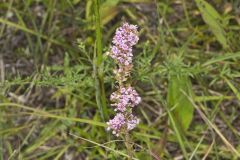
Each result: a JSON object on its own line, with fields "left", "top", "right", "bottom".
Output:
{"left": 106, "top": 22, "right": 141, "bottom": 137}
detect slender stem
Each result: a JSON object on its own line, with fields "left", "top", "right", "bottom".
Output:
{"left": 0, "top": 109, "right": 3, "bottom": 160}
{"left": 125, "top": 132, "right": 133, "bottom": 160}
{"left": 94, "top": 0, "right": 102, "bottom": 66}
{"left": 182, "top": 0, "right": 192, "bottom": 28}
{"left": 93, "top": 0, "right": 108, "bottom": 121}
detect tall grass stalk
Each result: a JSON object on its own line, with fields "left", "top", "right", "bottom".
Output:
{"left": 93, "top": 0, "right": 108, "bottom": 121}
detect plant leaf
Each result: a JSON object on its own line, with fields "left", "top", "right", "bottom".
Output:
{"left": 195, "top": 0, "right": 228, "bottom": 48}
{"left": 100, "top": 0, "right": 120, "bottom": 25}
{"left": 167, "top": 74, "right": 194, "bottom": 131}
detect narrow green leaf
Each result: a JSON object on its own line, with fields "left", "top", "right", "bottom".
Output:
{"left": 100, "top": 0, "right": 120, "bottom": 25}
{"left": 0, "top": 103, "right": 106, "bottom": 127}
{"left": 0, "top": 18, "right": 67, "bottom": 48}
{"left": 202, "top": 52, "right": 240, "bottom": 67}
{"left": 195, "top": 0, "right": 228, "bottom": 48}
{"left": 224, "top": 77, "right": 240, "bottom": 101}
{"left": 86, "top": 0, "right": 120, "bottom": 26}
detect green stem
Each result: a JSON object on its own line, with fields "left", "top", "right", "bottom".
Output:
{"left": 93, "top": 0, "right": 108, "bottom": 121}
{"left": 125, "top": 132, "right": 133, "bottom": 160}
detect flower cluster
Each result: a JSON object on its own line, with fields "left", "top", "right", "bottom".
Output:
{"left": 110, "top": 86, "right": 141, "bottom": 112}
{"left": 126, "top": 114, "right": 140, "bottom": 131}
{"left": 107, "top": 22, "right": 141, "bottom": 136}
{"left": 107, "top": 113, "right": 125, "bottom": 136}
{"left": 107, "top": 113, "right": 139, "bottom": 136}
{"left": 110, "top": 23, "right": 139, "bottom": 66}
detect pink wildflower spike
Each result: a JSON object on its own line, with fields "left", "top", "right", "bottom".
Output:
{"left": 110, "top": 22, "right": 139, "bottom": 66}
{"left": 107, "top": 22, "right": 141, "bottom": 136}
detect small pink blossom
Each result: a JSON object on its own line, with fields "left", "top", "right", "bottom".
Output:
{"left": 107, "top": 113, "right": 125, "bottom": 136}
{"left": 127, "top": 114, "right": 140, "bottom": 131}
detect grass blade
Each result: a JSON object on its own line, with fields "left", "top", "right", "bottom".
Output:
{"left": 223, "top": 77, "right": 240, "bottom": 101}
{"left": 69, "top": 133, "right": 139, "bottom": 160}
{"left": 93, "top": 0, "right": 108, "bottom": 121}
{"left": 0, "top": 18, "right": 70, "bottom": 49}
{"left": 202, "top": 52, "right": 240, "bottom": 67}
{"left": 184, "top": 93, "right": 240, "bottom": 157}
{"left": 0, "top": 103, "right": 106, "bottom": 127}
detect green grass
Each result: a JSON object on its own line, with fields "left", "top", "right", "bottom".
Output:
{"left": 1, "top": 0, "right": 240, "bottom": 159}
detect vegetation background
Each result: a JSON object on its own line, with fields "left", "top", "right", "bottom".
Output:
{"left": 0, "top": 0, "right": 240, "bottom": 159}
